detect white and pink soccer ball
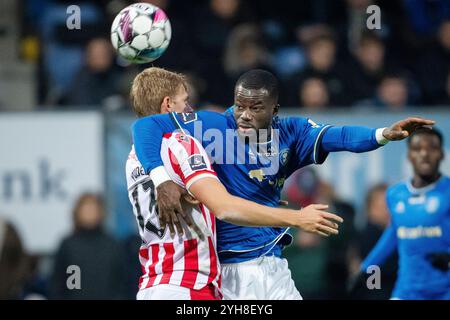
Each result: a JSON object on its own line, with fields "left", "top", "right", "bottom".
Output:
{"left": 110, "top": 2, "right": 172, "bottom": 64}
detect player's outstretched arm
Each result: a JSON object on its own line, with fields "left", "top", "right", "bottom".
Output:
{"left": 320, "top": 117, "right": 435, "bottom": 154}
{"left": 360, "top": 224, "right": 397, "bottom": 272}
{"left": 189, "top": 177, "right": 344, "bottom": 237}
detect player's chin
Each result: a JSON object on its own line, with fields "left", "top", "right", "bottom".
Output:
{"left": 237, "top": 127, "right": 257, "bottom": 137}
{"left": 416, "top": 164, "right": 437, "bottom": 177}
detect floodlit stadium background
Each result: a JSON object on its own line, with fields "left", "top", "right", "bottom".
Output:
{"left": 0, "top": 0, "right": 449, "bottom": 299}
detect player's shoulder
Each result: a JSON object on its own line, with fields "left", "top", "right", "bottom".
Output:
{"left": 276, "top": 116, "right": 310, "bottom": 130}
{"left": 440, "top": 175, "right": 450, "bottom": 186}
{"left": 436, "top": 175, "right": 450, "bottom": 192}
{"left": 386, "top": 181, "right": 409, "bottom": 198}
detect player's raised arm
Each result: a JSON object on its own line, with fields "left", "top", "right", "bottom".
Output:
{"left": 320, "top": 117, "right": 436, "bottom": 153}
{"left": 288, "top": 116, "right": 435, "bottom": 169}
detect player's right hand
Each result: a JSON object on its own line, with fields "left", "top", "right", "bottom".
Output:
{"left": 296, "top": 204, "right": 343, "bottom": 237}
{"left": 156, "top": 181, "right": 204, "bottom": 239}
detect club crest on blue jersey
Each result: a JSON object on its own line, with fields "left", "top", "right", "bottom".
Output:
{"left": 426, "top": 197, "right": 440, "bottom": 214}
{"left": 188, "top": 154, "right": 207, "bottom": 171}
{"left": 280, "top": 148, "right": 290, "bottom": 166}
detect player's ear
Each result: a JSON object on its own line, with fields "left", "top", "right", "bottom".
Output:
{"left": 273, "top": 104, "right": 280, "bottom": 116}
{"left": 160, "top": 96, "right": 171, "bottom": 114}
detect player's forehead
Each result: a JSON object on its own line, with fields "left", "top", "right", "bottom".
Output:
{"left": 235, "top": 85, "right": 270, "bottom": 103}
{"left": 409, "top": 134, "right": 441, "bottom": 149}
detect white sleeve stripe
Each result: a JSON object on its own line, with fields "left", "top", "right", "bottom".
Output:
{"left": 170, "top": 112, "right": 187, "bottom": 134}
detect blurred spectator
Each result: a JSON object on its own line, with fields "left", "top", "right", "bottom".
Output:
{"left": 414, "top": 20, "right": 450, "bottom": 105}
{"left": 287, "top": 30, "right": 349, "bottom": 106}
{"left": 49, "top": 193, "right": 127, "bottom": 299}
{"left": 283, "top": 168, "right": 356, "bottom": 299}
{"left": 62, "top": 37, "right": 122, "bottom": 107}
{"left": 298, "top": 77, "right": 330, "bottom": 110}
{"left": 0, "top": 218, "right": 29, "bottom": 300}
{"left": 349, "top": 184, "right": 398, "bottom": 299}
{"left": 441, "top": 70, "right": 450, "bottom": 105}
{"left": 355, "top": 73, "right": 410, "bottom": 110}
{"left": 345, "top": 32, "right": 390, "bottom": 102}
{"left": 192, "top": 0, "right": 254, "bottom": 105}
{"left": 223, "top": 24, "right": 273, "bottom": 89}
{"left": 344, "top": 0, "right": 375, "bottom": 51}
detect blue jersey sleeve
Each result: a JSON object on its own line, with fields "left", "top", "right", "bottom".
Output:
{"left": 360, "top": 223, "right": 398, "bottom": 271}
{"left": 284, "top": 117, "right": 332, "bottom": 168}
{"left": 321, "top": 126, "right": 381, "bottom": 153}
{"left": 132, "top": 113, "right": 178, "bottom": 174}
{"left": 132, "top": 111, "right": 226, "bottom": 174}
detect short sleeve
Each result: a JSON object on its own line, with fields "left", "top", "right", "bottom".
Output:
{"left": 161, "top": 132, "right": 218, "bottom": 190}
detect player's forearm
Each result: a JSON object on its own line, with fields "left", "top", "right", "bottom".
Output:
{"left": 321, "top": 126, "right": 387, "bottom": 153}
{"left": 190, "top": 178, "right": 299, "bottom": 227}
{"left": 361, "top": 224, "right": 397, "bottom": 271}
{"left": 217, "top": 196, "right": 299, "bottom": 227}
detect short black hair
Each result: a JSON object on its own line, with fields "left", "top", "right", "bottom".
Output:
{"left": 407, "top": 127, "right": 443, "bottom": 147}
{"left": 235, "top": 69, "right": 279, "bottom": 101}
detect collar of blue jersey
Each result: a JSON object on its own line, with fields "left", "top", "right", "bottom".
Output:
{"left": 406, "top": 174, "right": 445, "bottom": 195}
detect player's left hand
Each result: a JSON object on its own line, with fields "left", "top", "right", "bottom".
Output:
{"left": 383, "top": 117, "right": 435, "bottom": 141}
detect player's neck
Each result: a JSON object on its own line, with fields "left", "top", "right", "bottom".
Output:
{"left": 411, "top": 172, "right": 442, "bottom": 189}
{"left": 256, "top": 128, "right": 272, "bottom": 144}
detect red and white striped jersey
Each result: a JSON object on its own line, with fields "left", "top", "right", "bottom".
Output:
{"left": 126, "top": 132, "right": 221, "bottom": 293}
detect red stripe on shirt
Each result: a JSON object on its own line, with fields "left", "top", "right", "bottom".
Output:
{"left": 160, "top": 242, "right": 175, "bottom": 284}
{"left": 168, "top": 148, "right": 186, "bottom": 182}
{"left": 139, "top": 247, "right": 149, "bottom": 274}
{"left": 146, "top": 244, "right": 160, "bottom": 287}
{"left": 206, "top": 237, "right": 219, "bottom": 285}
{"left": 199, "top": 203, "right": 208, "bottom": 227}
{"left": 180, "top": 239, "right": 199, "bottom": 287}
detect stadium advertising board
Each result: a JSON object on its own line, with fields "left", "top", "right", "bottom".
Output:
{"left": 0, "top": 112, "right": 104, "bottom": 253}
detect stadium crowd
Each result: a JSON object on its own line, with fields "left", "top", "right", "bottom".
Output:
{"left": 6, "top": 0, "right": 448, "bottom": 110}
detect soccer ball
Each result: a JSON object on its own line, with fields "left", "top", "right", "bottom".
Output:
{"left": 110, "top": 2, "right": 171, "bottom": 64}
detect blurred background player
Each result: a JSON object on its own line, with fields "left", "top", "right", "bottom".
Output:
{"left": 358, "top": 128, "right": 450, "bottom": 300}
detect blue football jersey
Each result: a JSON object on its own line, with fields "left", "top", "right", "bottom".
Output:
{"left": 362, "top": 176, "right": 450, "bottom": 299}
{"left": 133, "top": 107, "right": 331, "bottom": 263}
